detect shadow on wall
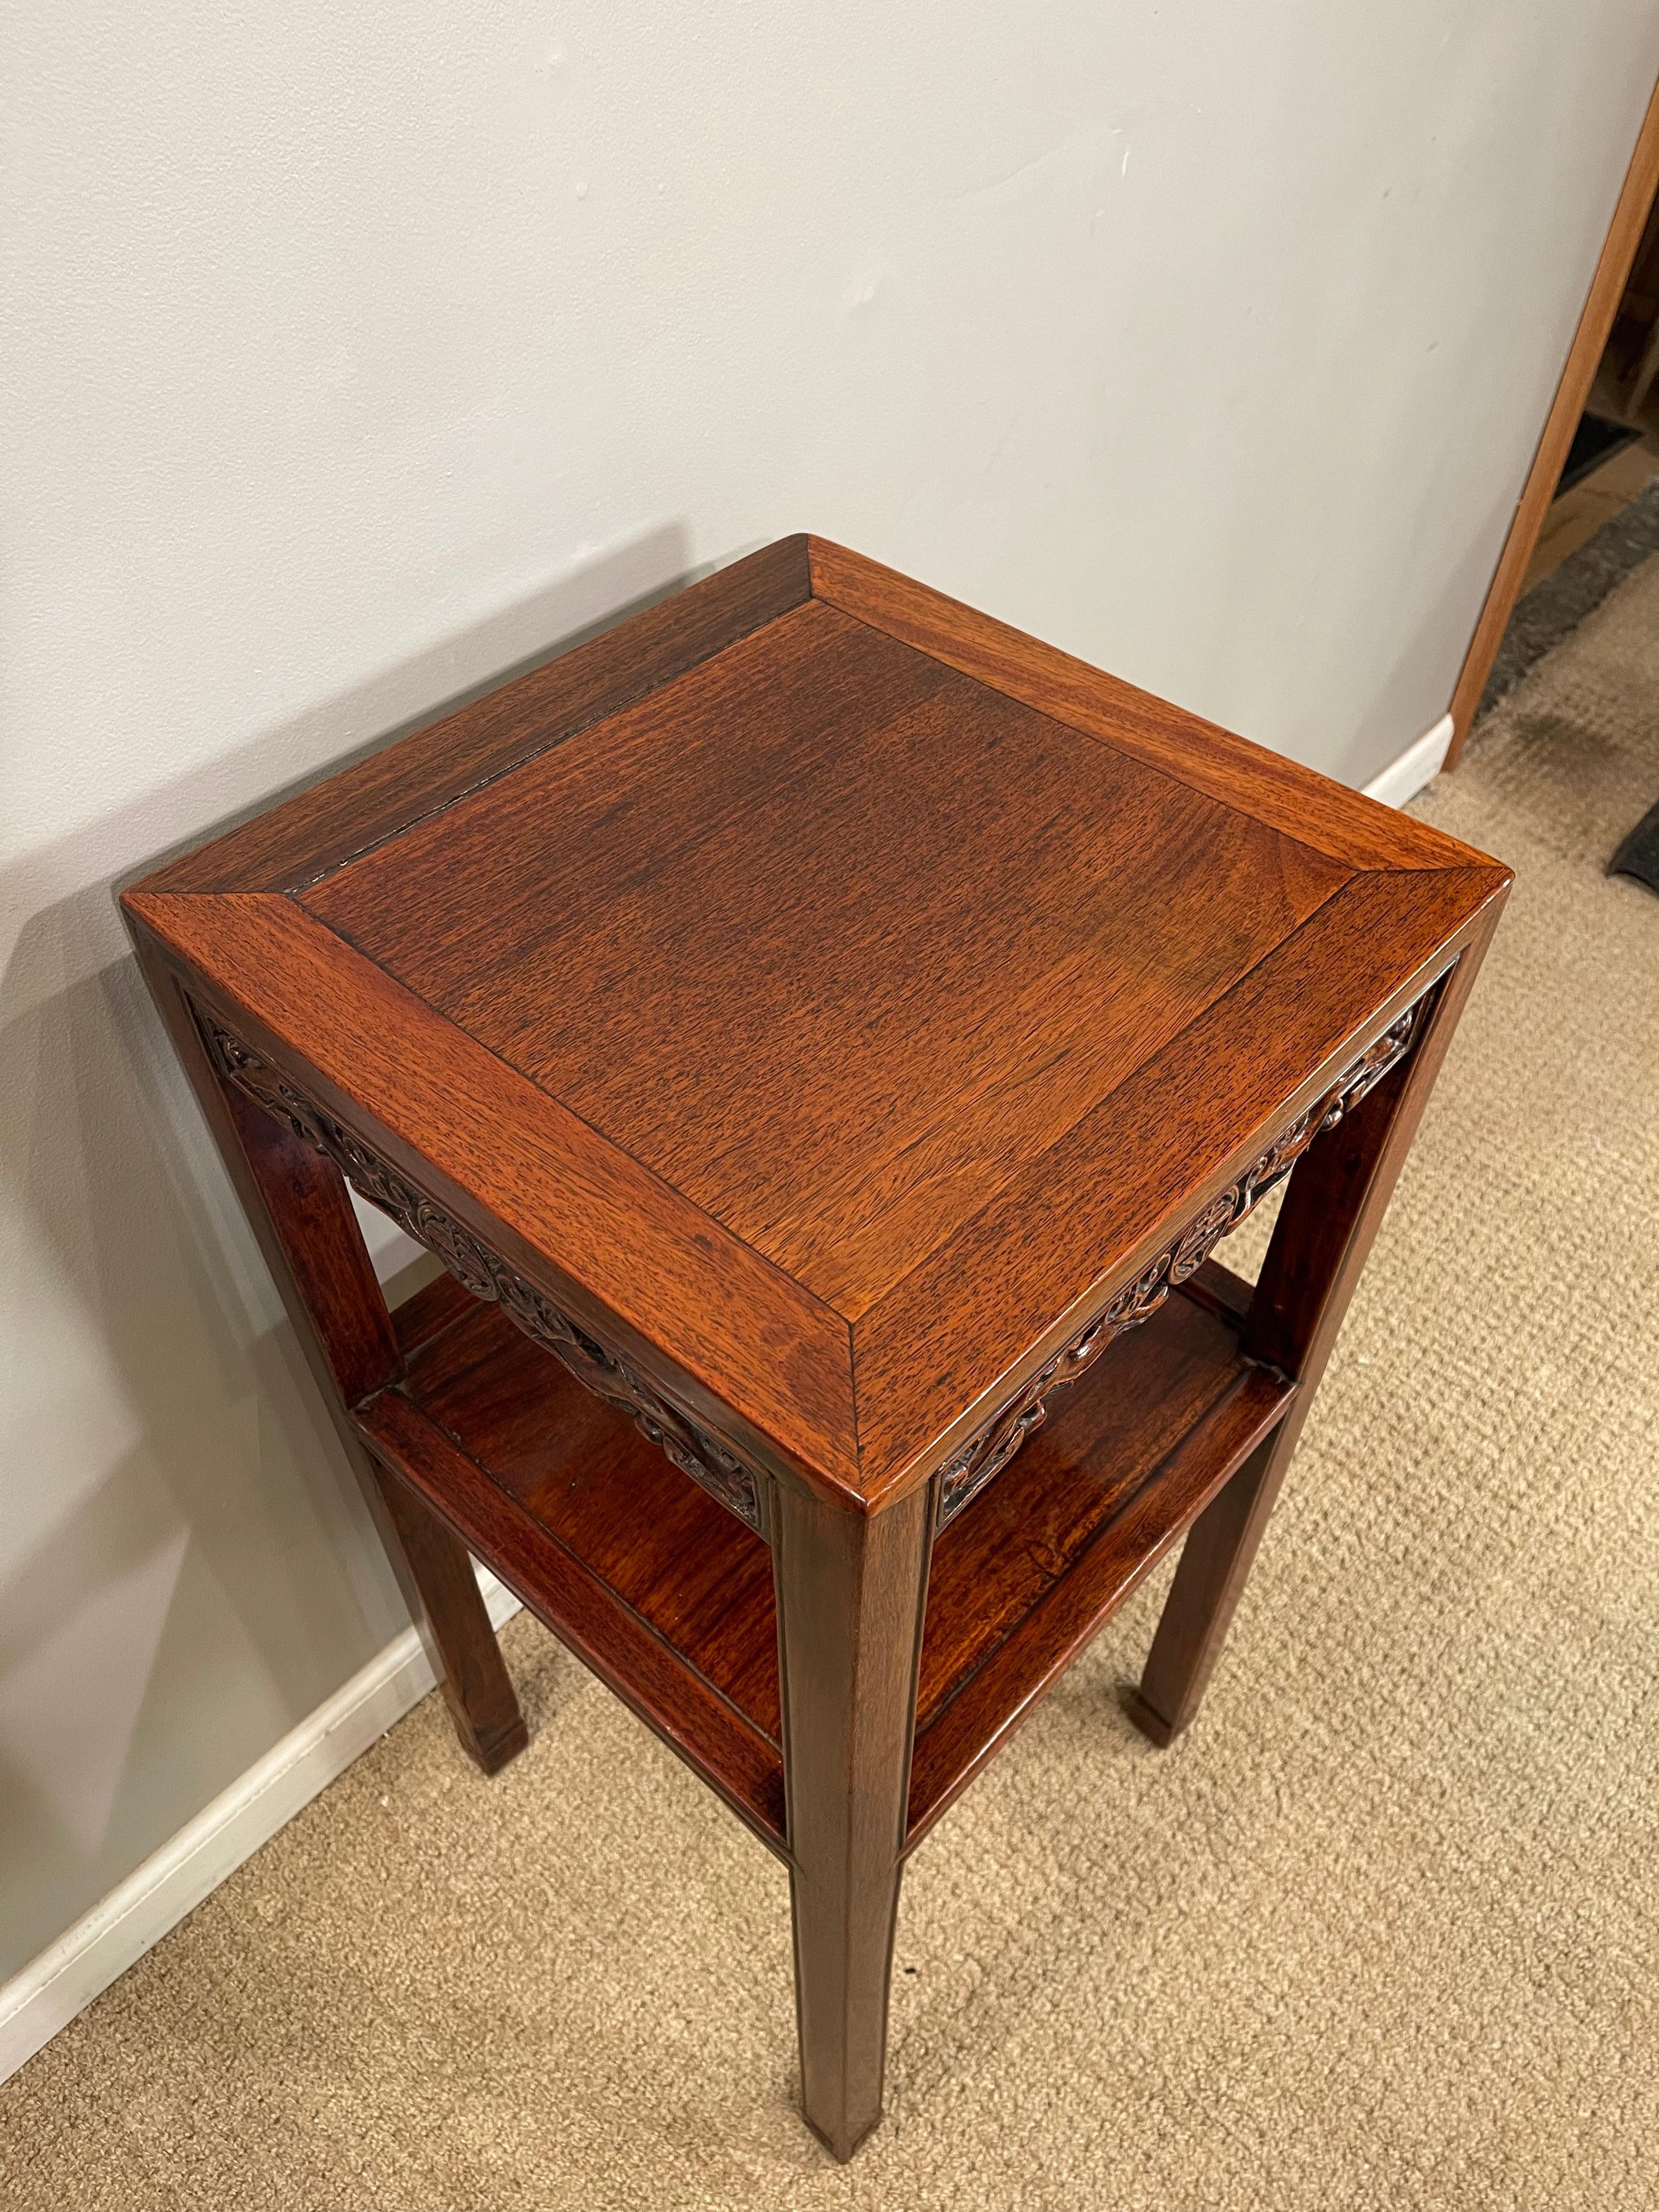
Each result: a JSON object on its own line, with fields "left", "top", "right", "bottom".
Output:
{"left": 0, "top": 520, "right": 700, "bottom": 1977}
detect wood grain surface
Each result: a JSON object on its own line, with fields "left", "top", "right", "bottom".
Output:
{"left": 125, "top": 891, "right": 860, "bottom": 1491}
{"left": 123, "top": 534, "right": 1510, "bottom": 1509}
{"left": 806, "top": 538, "right": 1493, "bottom": 874}
{"left": 347, "top": 1270, "right": 1294, "bottom": 1869}
{"left": 122, "top": 535, "right": 1511, "bottom": 2160}
{"left": 303, "top": 597, "right": 1350, "bottom": 1317}
{"left": 142, "top": 536, "right": 815, "bottom": 894}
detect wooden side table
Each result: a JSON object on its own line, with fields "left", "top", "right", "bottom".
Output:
{"left": 122, "top": 537, "right": 1509, "bottom": 2160}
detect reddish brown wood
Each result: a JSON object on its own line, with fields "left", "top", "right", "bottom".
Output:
{"left": 340, "top": 1275, "right": 1304, "bottom": 1847}
{"left": 121, "top": 534, "right": 1511, "bottom": 1518}
{"left": 918, "top": 1282, "right": 1262, "bottom": 1726}
{"left": 219, "top": 1076, "right": 403, "bottom": 1406}
{"left": 370, "top": 1460, "right": 528, "bottom": 1774}
{"left": 806, "top": 537, "right": 1486, "bottom": 875}
{"left": 1179, "top": 1254, "right": 1256, "bottom": 1327}
{"left": 143, "top": 535, "right": 815, "bottom": 894}
{"left": 1127, "top": 915, "right": 1502, "bottom": 1746}
{"left": 121, "top": 534, "right": 1511, "bottom": 2158}
{"left": 1120, "top": 1433, "right": 1277, "bottom": 1752}
{"left": 391, "top": 1266, "right": 471, "bottom": 1358}
{"left": 301, "top": 601, "right": 1350, "bottom": 1329}
{"left": 356, "top": 1385, "right": 788, "bottom": 1847}
{"left": 774, "top": 1475, "right": 933, "bottom": 2161}
{"left": 855, "top": 867, "right": 1498, "bottom": 1503}
{"left": 126, "top": 929, "right": 526, "bottom": 1776}
{"left": 929, "top": 1007, "right": 1418, "bottom": 1529}
{"left": 201, "top": 1011, "right": 767, "bottom": 1528}
{"left": 342, "top": 1271, "right": 1305, "bottom": 1865}
{"left": 908, "top": 1364, "right": 1293, "bottom": 1846}
{"left": 126, "top": 899, "right": 857, "bottom": 1491}
{"left": 394, "top": 1293, "right": 780, "bottom": 1736}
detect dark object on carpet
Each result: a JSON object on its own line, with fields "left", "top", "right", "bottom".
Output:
{"left": 1478, "top": 478, "right": 1659, "bottom": 723}
{"left": 1555, "top": 411, "right": 1643, "bottom": 498}
{"left": 1610, "top": 798, "right": 1659, "bottom": 894}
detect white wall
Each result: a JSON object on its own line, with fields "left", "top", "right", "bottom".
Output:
{"left": 3, "top": 1, "right": 1655, "bottom": 1982}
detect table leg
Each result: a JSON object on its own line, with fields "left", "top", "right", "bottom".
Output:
{"left": 1128, "top": 918, "right": 1499, "bottom": 1746}
{"left": 128, "top": 933, "right": 527, "bottom": 1776}
{"left": 774, "top": 1480, "right": 934, "bottom": 2162}
{"left": 368, "top": 1455, "right": 528, "bottom": 1773}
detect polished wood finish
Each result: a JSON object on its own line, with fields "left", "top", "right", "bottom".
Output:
{"left": 1445, "top": 74, "right": 1659, "bottom": 768}
{"left": 920, "top": 1268, "right": 1271, "bottom": 1718}
{"left": 932, "top": 1006, "right": 1419, "bottom": 1530}
{"left": 1127, "top": 926, "right": 1497, "bottom": 1743}
{"left": 202, "top": 1012, "right": 764, "bottom": 1528}
{"left": 127, "top": 938, "right": 528, "bottom": 1776}
{"left": 808, "top": 538, "right": 1479, "bottom": 876}
{"left": 301, "top": 596, "right": 1348, "bottom": 1330}
{"left": 125, "top": 536, "right": 1506, "bottom": 1515}
{"left": 139, "top": 535, "right": 816, "bottom": 896}
{"left": 122, "top": 534, "right": 1509, "bottom": 2158}
{"left": 358, "top": 1382, "right": 786, "bottom": 1841}
{"left": 910, "top": 1275, "right": 1293, "bottom": 1844}
{"left": 133, "top": 894, "right": 856, "bottom": 1492}
{"left": 371, "top": 1460, "right": 529, "bottom": 1774}
{"left": 359, "top": 1280, "right": 786, "bottom": 1843}
{"left": 776, "top": 1476, "right": 933, "bottom": 2162}
{"left": 336, "top": 1267, "right": 1300, "bottom": 1852}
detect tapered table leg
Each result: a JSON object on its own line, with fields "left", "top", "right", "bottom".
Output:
{"left": 129, "top": 934, "right": 527, "bottom": 1776}
{"left": 1129, "top": 921, "right": 1499, "bottom": 1746}
{"left": 774, "top": 1479, "right": 934, "bottom": 2162}
{"left": 1124, "top": 1430, "right": 1282, "bottom": 1747}
{"left": 371, "top": 1457, "right": 528, "bottom": 1773}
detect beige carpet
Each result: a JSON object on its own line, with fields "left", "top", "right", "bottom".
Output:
{"left": 7, "top": 567, "right": 1659, "bottom": 2211}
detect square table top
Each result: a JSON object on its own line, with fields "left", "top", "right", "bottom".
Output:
{"left": 127, "top": 535, "right": 1509, "bottom": 1510}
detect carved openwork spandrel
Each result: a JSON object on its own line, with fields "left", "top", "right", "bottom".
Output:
{"left": 934, "top": 995, "right": 1429, "bottom": 1527}
{"left": 196, "top": 1012, "right": 763, "bottom": 1530}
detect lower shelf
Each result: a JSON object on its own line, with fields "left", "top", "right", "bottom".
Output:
{"left": 362, "top": 1274, "right": 787, "bottom": 1846}
{"left": 356, "top": 1263, "right": 1294, "bottom": 1861}
{"left": 906, "top": 1272, "right": 1293, "bottom": 1844}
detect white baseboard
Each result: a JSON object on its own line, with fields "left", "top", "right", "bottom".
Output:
{"left": 0, "top": 1570, "right": 522, "bottom": 2086}
{"left": 1361, "top": 712, "right": 1454, "bottom": 809}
